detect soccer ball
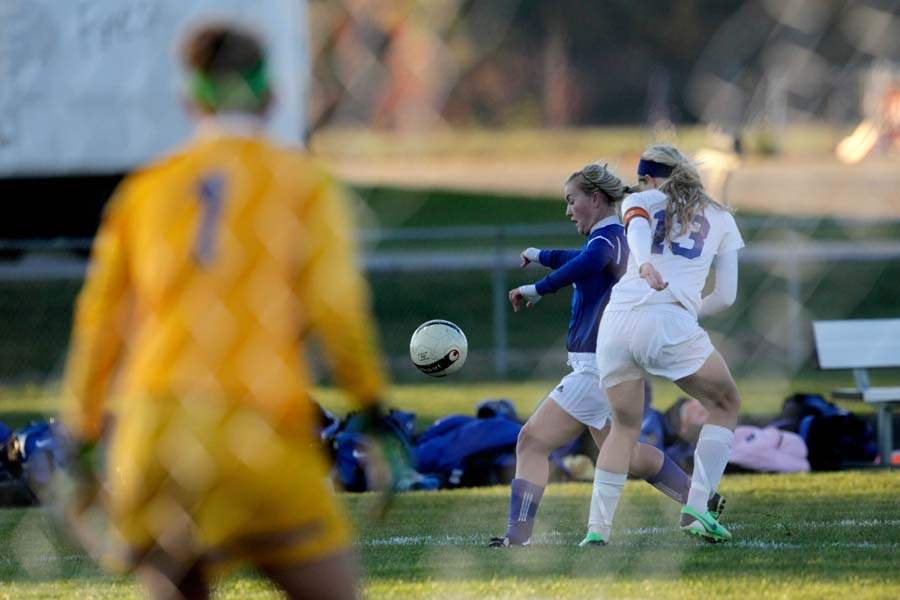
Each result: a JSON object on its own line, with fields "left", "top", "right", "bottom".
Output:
{"left": 409, "top": 320, "right": 468, "bottom": 377}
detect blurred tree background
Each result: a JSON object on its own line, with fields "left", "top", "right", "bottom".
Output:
{"left": 307, "top": 0, "right": 898, "bottom": 135}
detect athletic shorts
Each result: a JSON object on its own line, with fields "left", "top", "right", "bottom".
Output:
{"left": 548, "top": 352, "right": 611, "bottom": 430}
{"left": 103, "top": 394, "right": 351, "bottom": 575}
{"left": 596, "top": 304, "right": 715, "bottom": 389}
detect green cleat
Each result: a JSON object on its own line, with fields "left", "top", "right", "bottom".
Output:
{"left": 578, "top": 531, "right": 607, "bottom": 547}
{"left": 680, "top": 505, "right": 732, "bottom": 543}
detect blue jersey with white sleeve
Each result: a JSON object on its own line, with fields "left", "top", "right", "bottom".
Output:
{"left": 534, "top": 215, "right": 628, "bottom": 353}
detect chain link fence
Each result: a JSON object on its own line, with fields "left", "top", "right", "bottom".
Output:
{"left": 2, "top": 215, "right": 898, "bottom": 384}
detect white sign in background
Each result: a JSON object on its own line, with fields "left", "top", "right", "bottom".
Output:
{"left": 0, "top": 0, "right": 307, "bottom": 176}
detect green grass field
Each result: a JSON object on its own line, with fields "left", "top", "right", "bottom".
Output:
{"left": 1, "top": 471, "right": 898, "bottom": 599}
{"left": 1, "top": 353, "right": 898, "bottom": 600}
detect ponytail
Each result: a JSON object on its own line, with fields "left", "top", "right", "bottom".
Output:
{"left": 640, "top": 144, "right": 731, "bottom": 242}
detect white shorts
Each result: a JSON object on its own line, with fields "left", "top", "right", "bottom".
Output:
{"left": 548, "top": 352, "right": 611, "bottom": 431}
{"left": 596, "top": 305, "right": 715, "bottom": 389}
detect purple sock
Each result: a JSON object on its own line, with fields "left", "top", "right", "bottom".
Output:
{"left": 505, "top": 478, "right": 544, "bottom": 543}
{"left": 645, "top": 454, "right": 691, "bottom": 504}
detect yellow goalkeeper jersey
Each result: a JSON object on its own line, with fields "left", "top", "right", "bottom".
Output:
{"left": 62, "top": 121, "right": 386, "bottom": 441}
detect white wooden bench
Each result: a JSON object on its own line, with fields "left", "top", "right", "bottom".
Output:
{"left": 812, "top": 319, "right": 900, "bottom": 467}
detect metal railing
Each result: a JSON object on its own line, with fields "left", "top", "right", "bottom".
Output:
{"left": 1, "top": 223, "right": 898, "bottom": 377}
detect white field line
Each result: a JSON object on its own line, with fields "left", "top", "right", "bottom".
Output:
{"left": 362, "top": 518, "right": 900, "bottom": 548}
{"left": 2, "top": 538, "right": 897, "bottom": 567}
{"left": 366, "top": 536, "right": 898, "bottom": 551}
{"left": 1, "top": 518, "right": 896, "bottom": 566}
{"left": 0, "top": 554, "right": 92, "bottom": 566}
{"left": 730, "top": 540, "right": 897, "bottom": 550}
{"left": 364, "top": 534, "right": 898, "bottom": 551}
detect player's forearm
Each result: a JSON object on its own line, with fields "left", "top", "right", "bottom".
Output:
{"left": 61, "top": 385, "right": 107, "bottom": 443}
{"left": 539, "top": 249, "right": 580, "bottom": 269}
{"left": 61, "top": 323, "right": 122, "bottom": 442}
{"left": 307, "top": 268, "right": 388, "bottom": 408}
{"left": 699, "top": 250, "right": 738, "bottom": 317}
{"left": 536, "top": 250, "right": 606, "bottom": 294}
{"left": 328, "top": 351, "right": 386, "bottom": 409}
{"left": 699, "top": 291, "right": 733, "bottom": 317}
{"left": 317, "top": 308, "right": 387, "bottom": 408}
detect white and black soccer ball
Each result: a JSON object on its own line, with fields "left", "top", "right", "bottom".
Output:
{"left": 409, "top": 320, "right": 468, "bottom": 377}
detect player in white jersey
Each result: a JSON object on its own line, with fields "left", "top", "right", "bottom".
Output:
{"left": 587, "top": 144, "right": 744, "bottom": 544}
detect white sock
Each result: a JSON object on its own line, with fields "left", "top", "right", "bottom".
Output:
{"left": 686, "top": 424, "right": 734, "bottom": 514}
{"left": 588, "top": 468, "right": 627, "bottom": 540}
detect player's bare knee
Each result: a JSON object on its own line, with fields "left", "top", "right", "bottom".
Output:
{"left": 516, "top": 424, "right": 548, "bottom": 457}
{"left": 609, "top": 418, "right": 642, "bottom": 444}
{"left": 717, "top": 386, "right": 740, "bottom": 416}
{"left": 703, "top": 384, "right": 738, "bottom": 415}
{"left": 612, "top": 409, "right": 643, "bottom": 433}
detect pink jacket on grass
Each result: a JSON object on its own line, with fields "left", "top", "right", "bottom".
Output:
{"left": 729, "top": 426, "right": 811, "bottom": 473}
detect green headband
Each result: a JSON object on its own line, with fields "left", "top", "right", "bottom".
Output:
{"left": 190, "top": 60, "right": 269, "bottom": 111}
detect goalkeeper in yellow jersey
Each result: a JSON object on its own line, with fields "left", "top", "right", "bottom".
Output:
{"left": 60, "top": 21, "right": 391, "bottom": 600}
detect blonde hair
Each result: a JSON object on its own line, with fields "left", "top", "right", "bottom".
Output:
{"left": 566, "top": 161, "right": 628, "bottom": 205}
{"left": 641, "top": 144, "right": 731, "bottom": 242}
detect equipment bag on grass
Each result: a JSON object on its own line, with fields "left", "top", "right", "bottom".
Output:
{"left": 772, "top": 393, "right": 877, "bottom": 470}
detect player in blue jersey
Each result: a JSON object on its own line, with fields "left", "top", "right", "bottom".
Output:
{"left": 488, "top": 162, "right": 720, "bottom": 548}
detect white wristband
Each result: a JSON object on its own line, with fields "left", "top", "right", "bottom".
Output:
{"left": 522, "top": 247, "right": 541, "bottom": 264}
{"left": 518, "top": 284, "right": 541, "bottom": 303}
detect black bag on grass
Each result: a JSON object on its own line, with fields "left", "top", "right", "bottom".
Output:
{"left": 773, "top": 393, "right": 877, "bottom": 470}
{"left": 800, "top": 414, "right": 877, "bottom": 471}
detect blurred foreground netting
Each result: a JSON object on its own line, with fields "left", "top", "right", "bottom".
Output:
{"left": 1, "top": 2, "right": 898, "bottom": 599}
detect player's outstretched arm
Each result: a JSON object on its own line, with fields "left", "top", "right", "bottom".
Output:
{"left": 297, "top": 173, "right": 388, "bottom": 409}
{"left": 57, "top": 189, "right": 132, "bottom": 561}
{"left": 699, "top": 250, "right": 738, "bottom": 317}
